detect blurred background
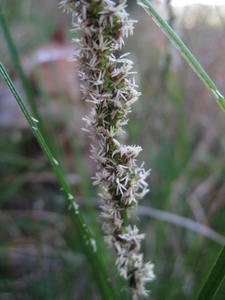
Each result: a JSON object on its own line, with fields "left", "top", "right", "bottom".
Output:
{"left": 0, "top": 0, "right": 225, "bottom": 299}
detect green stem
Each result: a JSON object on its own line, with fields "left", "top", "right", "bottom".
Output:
{"left": 122, "top": 208, "right": 128, "bottom": 227}
{"left": 0, "top": 10, "right": 59, "bottom": 163}
{"left": 196, "top": 246, "right": 225, "bottom": 300}
{"left": 0, "top": 11, "right": 44, "bottom": 129}
{"left": 137, "top": 0, "right": 225, "bottom": 114}
{"left": 0, "top": 62, "right": 116, "bottom": 300}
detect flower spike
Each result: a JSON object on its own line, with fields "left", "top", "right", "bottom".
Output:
{"left": 60, "top": 1, "right": 155, "bottom": 298}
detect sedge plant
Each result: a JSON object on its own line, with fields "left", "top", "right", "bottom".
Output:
{"left": 1, "top": 0, "right": 225, "bottom": 299}
{"left": 60, "top": 1, "right": 155, "bottom": 298}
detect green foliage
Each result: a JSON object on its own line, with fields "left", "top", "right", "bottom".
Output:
{"left": 137, "top": 0, "right": 225, "bottom": 114}
{"left": 196, "top": 246, "right": 225, "bottom": 300}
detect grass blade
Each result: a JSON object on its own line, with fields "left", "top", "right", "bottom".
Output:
{"left": 196, "top": 246, "right": 225, "bottom": 300}
{"left": 0, "top": 62, "right": 116, "bottom": 300}
{"left": 0, "top": 11, "right": 43, "bottom": 124}
{"left": 138, "top": 206, "right": 225, "bottom": 245}
{"left": 137, "top": 0, "right": 225, "bottom": 114}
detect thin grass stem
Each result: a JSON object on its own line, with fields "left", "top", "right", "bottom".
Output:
{"left": 196, "top": 246, "right": 225, "bottom": 300}
{"left": 137, "top": 0, "right": 225, "bottom": 114}
{"left": 0, "top": 11, "right": 44, "bottom": 128}
{"left": 138, "top": 206, "right": 225, "bottom": 245}
{"left": 0, "top": 62, "right": 116, "bottom": 300}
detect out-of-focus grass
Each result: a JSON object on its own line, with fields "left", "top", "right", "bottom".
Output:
{"left": 0, "top": 1, "right": 225, "bottom": 300}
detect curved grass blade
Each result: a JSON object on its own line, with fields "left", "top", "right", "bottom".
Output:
{"left": 138, "top": 206, "right": 225, "bottom": 245}
{"left": 137, "top": 0, "right": 225, "bottom": 114}
{"left": 0, "top": 62, "right": 116, "bottom": 300}
{"left": 196, "top": 246, "right": 225, "bottom": 300}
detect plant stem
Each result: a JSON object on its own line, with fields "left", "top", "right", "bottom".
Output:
{"left": 0, "top": 62, "right": 116, "bottom": 300}
{"left": 0, "top": 11, "right": 44, "bottom": 128}
{"left": 137, "top": 0, "right": 225, "bottom": 114}
{"left": 196, "top": 245, "right": 225, "bottom": 300}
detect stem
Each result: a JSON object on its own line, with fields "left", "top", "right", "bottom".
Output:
{"left": 137, "top": 0, "right": 225, "bottom": 114}
{"left": 122, "top": 209, "right": 129, "bottom": 227}
{"left": 196, "top": 246, "right": 225, "bottom": 300}
{"left": 0, "top": 11, "right": 44, "bottom": 129}
{"left": 0, "top": 62, "right": 116, "bottom": 300}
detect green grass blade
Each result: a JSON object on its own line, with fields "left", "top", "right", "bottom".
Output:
{"left": 137, "top": 0, "right": 225, "bottom": 114}
{"left": 0, "top": 62, "right": 116, "bottom": 300}
{"left": 0, "top": 11, "right": 43, "bottom": 123}
{"left": 196, "top": 246, "right": 225, "bottom": 300}
{"left": 0, "top": 11, "right": 69, "bottom": 175}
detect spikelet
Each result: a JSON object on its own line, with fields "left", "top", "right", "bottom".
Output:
{"left": 60, "top": 1, "right": 155, "bottom": 298}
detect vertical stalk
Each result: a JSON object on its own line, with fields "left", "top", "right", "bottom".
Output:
{"left": 0, "top": 62, "right": 116, "bottom": 300}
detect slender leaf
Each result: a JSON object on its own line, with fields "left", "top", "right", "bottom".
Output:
{"left": 0, "top": 62, "right": 116, "bottom": 300}
{"left": 137, "top": 2, "right": 225, "bottom": 297}
{"left": 137, "top": 0, "right": 225, "bottom": 114}
{"left": 0, "top": 11, "right": 42, "bottom": 125}
{"left": 196, "top": 246, "right": 225, "bottom": 300}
